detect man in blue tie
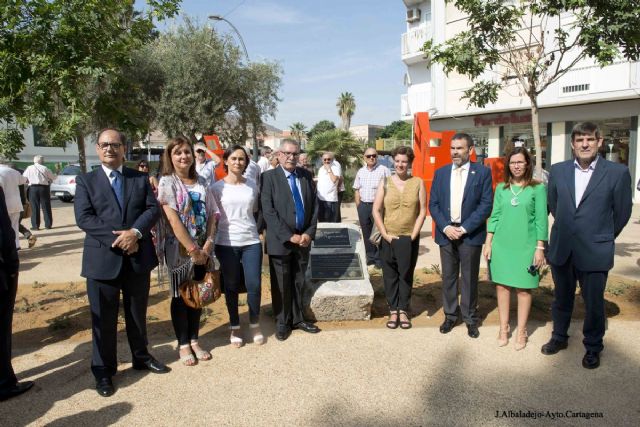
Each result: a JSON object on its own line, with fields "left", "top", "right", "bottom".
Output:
{"left": 261, "top": 139, "right": 319, "bottom": 341}
{"left": 74, "top": 128, "right": 167, "bottom": 397}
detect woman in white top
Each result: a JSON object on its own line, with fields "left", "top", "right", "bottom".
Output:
{"left": 212, "top": 145, "right": 263, "bottom": 347}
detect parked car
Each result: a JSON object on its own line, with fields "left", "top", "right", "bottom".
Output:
{"left": 50, "top": 164, "right": 100, "bottom": 202}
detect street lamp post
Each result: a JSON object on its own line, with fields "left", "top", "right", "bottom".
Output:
{"left": 209, "top": 15, "right": 260, "bottom": 161}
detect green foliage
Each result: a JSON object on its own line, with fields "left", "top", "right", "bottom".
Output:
{"left": 0, "top": 0, "right": 180, "bottom": 170}
{"left": 148, "top": 18, "right": 282, "bottom": 145}
{"left": 380, "top": 120, "right": 412, "bottom": 140}
{"left": 307, "top": 120, "right": 336, "bottom": 140}
{"left": 0, "top": 122, "right": 25, "bottom": 160}
{"left": 306, "top": 129, "right": 362, "bottom": 168}
{"left": 336, "top": 92, "right": 356, "bottom": 131}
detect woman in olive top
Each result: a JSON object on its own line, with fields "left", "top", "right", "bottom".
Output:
{"left": 372, "top": 146, "right": 427, "bottom": 330}
{"left": 483, "top": 147, "right": 548, "bottom": 350}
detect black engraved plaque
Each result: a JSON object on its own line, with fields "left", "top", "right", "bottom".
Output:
{"left": 310, "top": 253, "right": 363, "bottom": 280}
{"left": 313, "top": 228, "right": 351, "bottom": 248}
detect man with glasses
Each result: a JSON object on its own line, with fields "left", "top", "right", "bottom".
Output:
{"left": 261, "top": 139, "right": 319, "bottom": 341}
{"left": 316, "top": 151, "right": 341, "bottom": 222}
{"left": 353, "top": 148, "right": 390, "bottom": 269}
{"left": 74, "top": 128, "right": 167, "bottom": 397}
{"left": 194, "top": 142, "right": 217, "bottom": 187}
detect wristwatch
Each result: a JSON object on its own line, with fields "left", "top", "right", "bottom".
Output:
{"left": 132, "top": 228, "right": 143, "bottom": 240}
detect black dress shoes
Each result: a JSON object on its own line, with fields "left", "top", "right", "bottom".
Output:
{"left": 439, "top": 319, "right": 456, "bottom": 334}
{"left": 132, "top": 357, "right": 170, "bottom": 374}
{"left": 275, "top": 328, "right": 291, "bottom": 341}
{"left": 541, "top": 338, "right": 568, "bottom": 355}
{"left": 0, "top": 381, "right": 34, "bottom": 401}
{"left": 466, "top": 324, "right": 480, "bottom": 338}
{"left": 582, "top": 351, "right": 600, "bottom": 369}
{"left": 96, "top": 377, "right": 114, "bottom": 397}
{"left": 293, "top": 321, "right": 320, "bottom": 333}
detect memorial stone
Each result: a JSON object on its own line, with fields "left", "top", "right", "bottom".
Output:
{"left": 303, "top": 223, "right": 374, "bottom": 321}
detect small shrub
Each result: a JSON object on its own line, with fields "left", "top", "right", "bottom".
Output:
{"left": 47, "top": 316, "right": 71, "bottom": 331}
{"left": 32, "top": 281, "right": 46, "bottom": 289}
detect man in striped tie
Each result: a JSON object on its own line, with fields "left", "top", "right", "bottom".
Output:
{"left": 261, "top": 139, "right": 319, "bottom": 341}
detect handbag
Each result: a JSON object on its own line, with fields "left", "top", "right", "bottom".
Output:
{"left": 21, "top": 202, "right": 32, "bottom": 220}
{"left": 369, "top": 177, "right": 388, "bottom": 247}
{"left": 179, "top": 270, "right": 222, "bottom": 309}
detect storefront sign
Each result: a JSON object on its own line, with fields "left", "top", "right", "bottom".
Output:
{"left": 474, "top": 113, "right": 531, "bottom": 127}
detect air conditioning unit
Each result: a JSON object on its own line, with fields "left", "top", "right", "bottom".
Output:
{"left": 406, "top": 8, "right": 421, "bottom": 23}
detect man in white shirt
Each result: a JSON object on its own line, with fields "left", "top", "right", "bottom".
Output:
{"left": 0, "top": 159, "right": 28, "bottom": 248}
{"left": 257, "top": 146, "right": 272, "bottom": 174}
{"left": 22, "top": 155, "right": 55, "bottom": 230}
{"left": 194, "top": 143, "right": 217, "bottom": 187}
{"left": 353, "top": 148, "right": 390, "bottom": 267}
{"left": 316, "top": 152, "right": 341, "bottom": 222}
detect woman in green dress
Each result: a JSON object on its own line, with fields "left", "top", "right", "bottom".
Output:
{"left": 483, "top": 147, "right": 548, "bottom": 350}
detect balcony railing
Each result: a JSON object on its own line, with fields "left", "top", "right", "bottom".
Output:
{"left": 401, "top": 24, "right": 431, "bottom": 58}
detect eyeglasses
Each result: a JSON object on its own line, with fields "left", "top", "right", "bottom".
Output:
{"left": 365, "top": 154, "right": 377, "bottom": 159}
{"left": 98, "top": 142, "right": 122, "bottom": 150}
{"left": 280, "top": 151, "right": 299, "bottom": 157}
{"left": 138, "top": 164, "right": 148, "bottom": 169}
{"left": 322, "top": 158, "right": 332, "bottom": 163}
{"left": 196, "top": 150, "right": 205, "bottom": 154}
{"left": 509, "top": 161, "right": 526, "bottom": 166}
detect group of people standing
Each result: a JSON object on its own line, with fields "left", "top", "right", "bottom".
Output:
{"left": 359, "top": 122, "right": 630, "bottom": 373}
{"left": 0, "top": 120, "right": 632, "bottom": 402}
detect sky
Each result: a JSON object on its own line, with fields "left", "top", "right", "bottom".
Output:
{"left": 149, "top": 0, "right": 408, "bottom": 131}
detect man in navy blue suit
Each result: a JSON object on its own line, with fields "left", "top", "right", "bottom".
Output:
{"left": 75, "top": 128, "right": 167, "bottom": 397}
{"left": 542, "top": 122, "right": 632, "bottom": 369}
{"left": 429, "top": 133, "right": 493, "bottom": 338}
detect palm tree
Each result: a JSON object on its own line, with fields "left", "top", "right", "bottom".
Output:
{"left": 336, "top": 92, "right": 356, "bottom": 131}
{"left": 305, "top": 129, "right": 362, "bottom": 168}
{"left": 289, "top": 122, "right": 307, "bottom": 146}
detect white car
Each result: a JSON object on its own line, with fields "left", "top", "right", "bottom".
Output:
{"left": 50, "top": 164, "right": 100, "bottom": 202}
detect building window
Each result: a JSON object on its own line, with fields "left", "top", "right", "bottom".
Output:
{"left": 562, "top": 84, "right": 590, "bottom": 94}
{"left": 33, "top": 126, "right": 52, "bottom": 147}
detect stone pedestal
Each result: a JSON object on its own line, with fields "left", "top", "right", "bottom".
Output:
{"left": 303, "top": 223, "right": 374, "bottom": 321}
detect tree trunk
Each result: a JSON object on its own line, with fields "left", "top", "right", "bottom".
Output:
{"left": 77, "top": 132, "right": 87, "bottom": 173}
{"left": 530, "top": 100, "right": 543, "bottom": 178}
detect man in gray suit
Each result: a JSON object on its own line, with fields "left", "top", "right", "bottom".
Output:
{"left": 542, "top": 122, "right": 632, "bottom": 369}
{"left": 261, "top": 139, "right": 319, "bottom": 341}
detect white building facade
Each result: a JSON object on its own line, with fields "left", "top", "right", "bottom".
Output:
{"left": 401, "top": 0, "right": 640, "bottom": 199}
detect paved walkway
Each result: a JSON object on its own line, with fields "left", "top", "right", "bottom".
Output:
{"left": 7, "top": 201, "right": 640, "bottom": 426}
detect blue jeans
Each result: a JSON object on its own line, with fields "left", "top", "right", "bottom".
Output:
{"left": 215, "top": 243, "right": 263, "bottom": 326}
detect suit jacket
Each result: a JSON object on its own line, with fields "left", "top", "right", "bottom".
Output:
{"left": 429, "top": 162, "right": 493, "bottom": 247}
{"left": 260, "top": 166, "right": 318, "bottom": 256}
{"left": 74, "top": 166, "right": 160, "bottom": 280}
{"left": 0, "top": 188, "right": 19, "bottom": 291}
{"left": 547, "top": 157, "right": 632, "bottom": 271}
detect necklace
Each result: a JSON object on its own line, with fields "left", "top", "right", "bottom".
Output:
{"left": 509, "top": 184, "right": 524, "bottom": 206}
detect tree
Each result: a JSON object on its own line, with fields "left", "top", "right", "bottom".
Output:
{"left": 305, "top": 129, "right": 362, "bottom": 168}
{"left": 289, "top": 122, "right": 307, "bottom": 145}
{"left": 149, "top": 19, "right": 282, "bottom": 146}
{"left": 380, "top": 120, "right": 412, "bottom": 140}
{"left": 423, "top": 0, "right": 640, "bottom": 176}
{"left": 0, "top": 0, "right": 181, "bottom": 171}
{"left": 336, "top": 92, "right": 356, "bottom": 131}
{"left": 307, "top": 120, "right": 336, "bottom": 140}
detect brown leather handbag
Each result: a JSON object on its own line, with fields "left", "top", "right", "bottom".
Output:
{"left": 179, "top": 270, "right": 222, "bottom": 309}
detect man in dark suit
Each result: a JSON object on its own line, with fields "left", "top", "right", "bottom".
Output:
{"left": 0, "top": 187, "right": 34, "bottom": 401}
{"left": 74, "top": 128, "right": 167, "bottom": 397}
{"left": 542, "top": 122, "right": 632, "bottom": 369}
{"left": 429, "top": 133, "right": 493, "bottom": 338}
{"left": 261, "top": 139, "right": 319, "bottom": 341}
